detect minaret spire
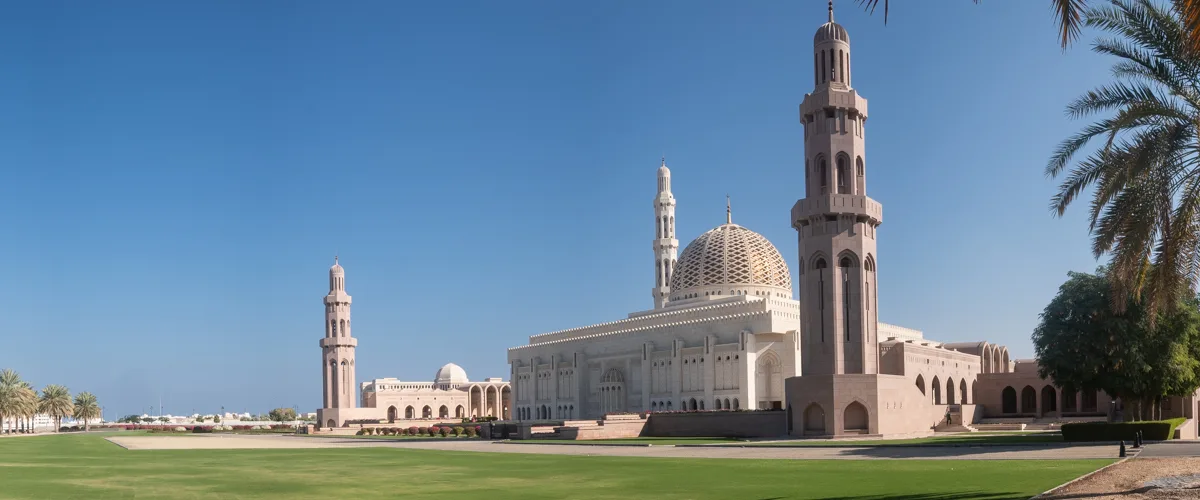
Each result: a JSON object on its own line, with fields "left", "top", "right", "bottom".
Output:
{"left": 653, "top": 158, "right": 679, "bottom": 308}
{"left": 726, "top": 195, "right": 732, "bottom": 224}
{"left": 828, "top": 0, "right": 834, "bottom": 23}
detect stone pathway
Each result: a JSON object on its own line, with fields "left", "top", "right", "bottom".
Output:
{"left": 107, "top": 434, "right": 1123, "bottom": 460}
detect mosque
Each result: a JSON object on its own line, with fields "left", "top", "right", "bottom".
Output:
{"left": 317, "top": 4, "right": 1199, "bottom": 437}
{"left": 504, "top": 3, "right": 1152, "bottom": 438}
{"left": 315, "top": 259, "right": 510, "bottom": 429}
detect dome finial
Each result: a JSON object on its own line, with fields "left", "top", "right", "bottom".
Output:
{"left": 828, "top": 0, "right": 834, "bottom": 23}
{"left": 726, "top": 195, "right": 732, "bottom": 224}
{"left": 661, "top": 155, "right": 666, "bottom": 167}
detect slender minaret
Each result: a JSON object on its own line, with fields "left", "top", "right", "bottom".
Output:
{"left": 792, "top": 2, "right": 883, "bottom": 376}
{"left": 321, "top": 257, "right": 357, "bottom": 410}
{"left": 653, "top": 157, "right": 679, "bottom": 308}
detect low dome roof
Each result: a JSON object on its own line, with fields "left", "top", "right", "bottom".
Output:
{"left": 434, "top": 363, "right": 469, "bottom": 384}
{"left": 670, "top": 223, "right": 792, "bottom": 295}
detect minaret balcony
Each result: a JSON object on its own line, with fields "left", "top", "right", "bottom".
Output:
{"left": 801, "top": 90, "right": 867, "bottom": 116}
{"left": 320, "top": 337, "right": 358, "bottom": 348}
{"left": 791, "top": 194, "right": 882, "bottom": 226}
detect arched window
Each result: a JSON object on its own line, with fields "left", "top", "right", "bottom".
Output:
{"left": 946, "top": 378, "right": 956, "bottom": 405}
{"left": 840, "top": 257, "right": 852, "bottom": 341}
{"left": 814, "top": 52, "right": 820, "bottom": 86}
{"left": 820, "top": 50, "right": 826, "bottom": 83}
{"left": 815, "top": 258, "right": 828, "bottom": 341}
{"left": 339, "top": 319, "right": 346, "bottom": 337}
{"left": 960, "top": 380, "right": 968, "bottom": 404}
{"left": 820, "top": 158, "right": 828, "bottom": 190}
{"left": 330, "top": 320, "right": 337, "bottom": 337}
{"left": 856, "top": 156, "right": 865, "bottom": 193}
{"left": 836, "top": 155, "right": 849, "bottom": 194}
{"left": 932, "top": 376, "right": 942, "bottom": 405}
{"left": 915, "top": 374, "right": 926, "bottom": 395}
{"left": 733, "top": 398, "right": 739, "bottom": 410}
{"left": 839, "top": 50, "right": 845, "bottom": 83}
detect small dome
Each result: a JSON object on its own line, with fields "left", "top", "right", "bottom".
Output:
{"left": 670, "top": 224, "right": 792, "bottom": 297}
{"left": 814, "top": 21, "right": 849, "bottom": 44}
{"left": 330, "top": 257, "right": 344, "bottom": 274}
{"left": 434, "top": 363, "right": 469, "bottom": 384}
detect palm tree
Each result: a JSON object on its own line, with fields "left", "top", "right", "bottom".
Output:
{"left": 855, "top": 0, "right": 1200, "bottom": 52}
{"left": 1048, "top": 0, "right": 1200, "bottom": 318}
{"left": 73, "top": 392, "right": 100, "bottom": 432}
{"left": 38, "top": 385, "right": 73, "bottom": 433}
{"left": 0, "top": 369, "right": 21, "bottom": 434}
{"left": 17, "top": 384, "right": 37, "bottom": 433}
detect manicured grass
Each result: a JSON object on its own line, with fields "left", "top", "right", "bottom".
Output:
{"left": 749, "top": 433, "right": 1069, "bottom": 447}
{"left": 0, "top": 433, "right": 1110, "bottom": 499}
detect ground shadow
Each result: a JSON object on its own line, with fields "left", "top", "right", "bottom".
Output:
{"left": 831, "top": 444, "right": 1120, "bottom": 459}
{"left": 809, "top": 492, "right": 1028, "bottom": 500}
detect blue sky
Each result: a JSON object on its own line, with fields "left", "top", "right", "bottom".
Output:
{"left": 0, "top": 1, "right": 1114, "bottom": 418}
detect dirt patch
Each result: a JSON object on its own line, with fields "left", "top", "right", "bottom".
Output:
{"left": 1040, "top": 458, "right": 1200, "bottom": 499}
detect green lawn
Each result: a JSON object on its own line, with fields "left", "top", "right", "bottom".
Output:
{"left": 0, "top": 433, "right": 1110, "bottom": 500}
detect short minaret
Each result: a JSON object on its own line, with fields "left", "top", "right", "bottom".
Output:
{"left": 792, "top": 2, "right": 883, "bottom": 376}
{"left": 321, "top": 257, "right": 357, "bottom": 410}
{"left": 653, "top": 158, "right": 679, "bottom": 308}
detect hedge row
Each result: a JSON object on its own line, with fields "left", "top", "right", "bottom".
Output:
{"left": 1061, "top": 418, "right": 1187, "bottom": 441}
{"left": 356, "top": 425, "right": 481, "bottom": 437}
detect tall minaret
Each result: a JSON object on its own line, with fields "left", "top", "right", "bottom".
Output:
{"left": 321, "top": 257, "right": 357, "bottom": 410}
{"left": 792, "top": 2, "right": 883, "bottom": 376}
{"left": 653, "top": 158, "right": 678, "bottom": 308}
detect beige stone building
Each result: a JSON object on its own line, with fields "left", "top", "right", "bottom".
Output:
{"left": 315, "top": 260, "right": 510, "bottom": 428}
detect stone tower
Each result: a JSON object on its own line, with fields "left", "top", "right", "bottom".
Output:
{"left": 321, "top": 257, "right": 357, "bottom": 409}
{"left": 792, "top": 2, "right": 883, "bottom": 376}
{"left": 652, "top": 158, "right": 678, "bottom": 308}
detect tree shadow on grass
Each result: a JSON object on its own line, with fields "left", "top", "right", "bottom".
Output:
{"left": 806, "top": 493, "right": 1029, "bottom": 500}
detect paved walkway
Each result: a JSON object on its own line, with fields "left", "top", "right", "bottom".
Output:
{"left": 1137, "top": 441, "right": 1200, "bottom": 457}
{"left": 107, "top": 434, "right": 1124, "bottom": 460}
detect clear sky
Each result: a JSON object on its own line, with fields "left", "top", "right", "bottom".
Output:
{"left": 0, "top": 1, "right": 1114, "bottom": 418}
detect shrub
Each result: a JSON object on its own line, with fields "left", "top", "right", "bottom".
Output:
{"left": 474, "top": 425, "right": 482, "bottom": 437}
{"left": 464, "top": 426, "right": 476, "bottom": 437}
{"left": 438, "top": 426, "right": 450, "bottom": 437}
{"left": 390, "top": 427, "right": 400, "bottom": 435}
{"left": 427, "top": 427, "right": 438, "bottom": 437}
{"left": 452, "top": 426, "right": 464, "bottom": 437}
{"left": 173, "top": 426, "right": 186, "bottom": 432}
{"left": 355, "top": 429, "right": 366, "bottom": 436}
{"left": 407, "top": 426, "right": 419, "bottom": 436}
{"left": 1061, "top": 418, "right": 1187, "bottom": 441}
{"left": 192, "top": 426, "right": 213, "bottom": 434}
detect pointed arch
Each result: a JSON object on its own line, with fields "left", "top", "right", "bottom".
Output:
{"left": 803, "top": 403, "right": 826, "bottom": 433}
{"left": 843, "top": 401, "right": 869, "bottom": 432}
{"left": 946, "top": 377, "right": 956, "bottom": 405}
{"left": 756, "top": 351, "right": 783, "bottom": 407}
{"left": 931, "top": 376, "right": 942, "bottom": 405}
{"left": 1002, "top": 387, "right": 1017, "bottom": 414}
{"left": 959, "top": 379, "right": 968, "bottom": 404}
{"left": 915, "top": 374, "right": 926, "bottom": 395}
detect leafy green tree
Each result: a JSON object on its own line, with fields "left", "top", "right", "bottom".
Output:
{"left": 1033, "top": 268, "right": 1200, "bottom": 419}
{"left": 1045, "top": 0, "right": 1200, "bottom": 319}
{"left": 37, "top": 385, "right": 73, "bottom": 432}
{"left": 268, "top": 408, "right": 298, "bottom": 422}
{"left": 212, "top": 415, "right": 220, "bottom": 423}
{"left": 72, "top": 392, "right": 100, "bottom": 431}
{"left": 140, "top": 417, "right": 154, "bottom": 424}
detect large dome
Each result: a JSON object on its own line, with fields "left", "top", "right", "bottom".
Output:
{"left": 434, "top": 363, "right": 469, "bottom": 384}
{"left": 669, "top": 223, "right": 792, "bottom": 299}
